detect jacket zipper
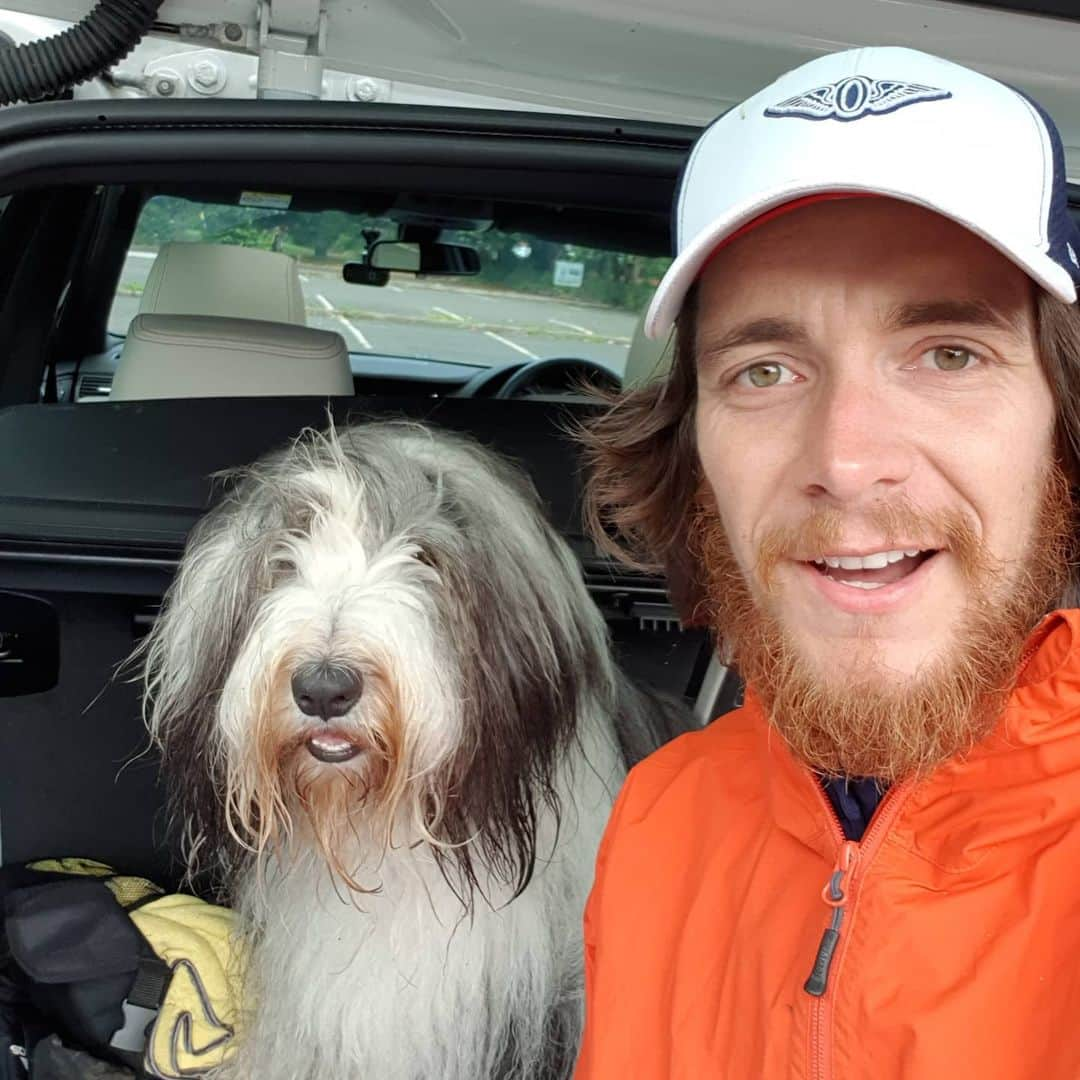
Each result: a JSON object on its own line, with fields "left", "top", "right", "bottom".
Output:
{"left": 803, "top": 619, "right": 1046, "bottom": 1076}
{"left": 1015, "top": 636, "right": 1042, "bottom": 683}
{"left": 805, "top": 776, "right": 914, "bottom": 1080}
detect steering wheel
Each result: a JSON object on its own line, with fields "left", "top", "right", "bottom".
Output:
{"left": 494, "top": 356, "right": 621, "bottom": 399}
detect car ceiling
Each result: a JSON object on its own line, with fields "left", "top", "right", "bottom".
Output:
{"left": 0, "top": 0, "right": 1077, "bottom": 167}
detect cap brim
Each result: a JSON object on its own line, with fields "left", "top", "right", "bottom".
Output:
{"left": 644, "top": 183, "right": 1078, "bottom": 339}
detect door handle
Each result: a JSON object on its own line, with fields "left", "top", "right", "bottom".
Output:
{"left": 0, "top": 630, "right": 24, "bottom": 664}
{"left": 0, "top": 592, "right": 59, "bottom": 696}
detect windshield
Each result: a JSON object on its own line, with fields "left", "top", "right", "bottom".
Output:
{"left": 108, "top": 196, "right": 671, "bottom": 375}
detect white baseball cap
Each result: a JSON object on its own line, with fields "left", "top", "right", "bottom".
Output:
{"left": 645, "top": 46, "right": 1080, "bottom": 339}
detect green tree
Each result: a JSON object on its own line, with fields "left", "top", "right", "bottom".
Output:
{"left": 279, "top": 211, "right": 350, "bottom": 258}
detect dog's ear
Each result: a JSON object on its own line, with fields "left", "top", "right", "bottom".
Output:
{"left": 425, "top": 479, "right": 610, "bottom": 906}
{"left": 142, "top": 496, "right": 272, "bottom": 885}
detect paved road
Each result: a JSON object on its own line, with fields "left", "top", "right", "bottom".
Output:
{"left": 112, "top": 251, "right": 637, "bottom": 372}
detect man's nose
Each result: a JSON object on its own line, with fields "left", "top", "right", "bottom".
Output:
{"left": 291, "top": 664, "right": 364, "bottom": 720}
{"left": 797, "top": 374, "right": 915, "bottom": 504}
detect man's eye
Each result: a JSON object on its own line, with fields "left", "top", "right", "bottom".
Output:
{"left": 922, "top": 346, "right": 979, "bottom": 372}
{"left": 736, "top": 362, "right": 796, "bottom": 389}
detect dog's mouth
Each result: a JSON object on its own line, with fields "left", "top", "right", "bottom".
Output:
{"left": 305, "top": 731, "right": 363, "bottom": 764}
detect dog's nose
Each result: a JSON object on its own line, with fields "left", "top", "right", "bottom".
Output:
{"left": 291, "top": 665, "right": 364, "bottom": 720}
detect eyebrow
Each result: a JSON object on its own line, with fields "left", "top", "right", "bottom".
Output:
{"left": 696, "top": 317, "right": 812, "bottom": 367}
{"left": 883, "top": 298, "right": 1027, "bottom": 336}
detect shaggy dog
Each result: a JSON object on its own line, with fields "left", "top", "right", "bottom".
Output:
{"left": 141, "top": 421, "right": 687, "bottom": 1080}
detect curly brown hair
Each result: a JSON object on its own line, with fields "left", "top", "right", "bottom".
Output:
{"left": 580, "top": 288, "right": 1080, "bottom": 620}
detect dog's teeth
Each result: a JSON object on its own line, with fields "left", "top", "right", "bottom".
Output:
{"left": 311, "top": 735, "right": 353, "bottom": 752}
{"left": 306, "top": 733, "right": 362, "bottom": 763}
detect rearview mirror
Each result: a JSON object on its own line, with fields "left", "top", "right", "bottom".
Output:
{"left": 368, "top": 240, "right": 480, "bottom": 276}
{"left": 368, "top": 242, "right": 421, "bottom": 272}
{"left": 342, "top": 263, "right": 390, "bottom": 287}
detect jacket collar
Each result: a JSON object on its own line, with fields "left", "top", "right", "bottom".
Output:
{"left": 753, "top": 610, "right": 1080, "bottom": 865}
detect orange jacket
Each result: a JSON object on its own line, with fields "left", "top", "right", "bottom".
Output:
{"left": 576, "top": 610, "right": 1080, "bottom": 1080}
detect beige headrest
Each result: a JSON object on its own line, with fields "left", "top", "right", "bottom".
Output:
{"left": 622, "top": 308, "right": 676, "bottom": 389}
{"left": 139, "top": 243, "right": 307, "bottom": 325}
{"left": 111, "top": 314, "right": 352, "bottom": 401}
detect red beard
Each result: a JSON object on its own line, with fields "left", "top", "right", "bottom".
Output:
{"left": 689, "top": 467, "right": 1074, "bottom": 782}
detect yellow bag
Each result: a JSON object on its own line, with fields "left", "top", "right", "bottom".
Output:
{"left": 24, "top": 859, "right": 239, "bottom": 1079}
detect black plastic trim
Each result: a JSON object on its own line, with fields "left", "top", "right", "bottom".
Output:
{"left": 0, "top": 545, "right": 673, "bottom": 610}
{"left": 0, "top": 100, "right": 695, "bottom": 202}
{"left": 0, "top": 394, "right": 590, "bottom": 548}
{"left": 0, "top": 548, "right": 177, "bottom": 569}
{"left": 0, "top": 99, "right": 699, "bottom": 147}
{"left": 949, "top": 0, "right": 1079, "bottom": 20}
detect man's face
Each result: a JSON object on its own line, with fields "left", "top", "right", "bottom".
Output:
{"left": 694, "top": 198, "right": 1059, "bottom": 747}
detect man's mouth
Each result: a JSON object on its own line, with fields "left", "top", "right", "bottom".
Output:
{"left": 807, "top": 548, "right": 938, "bottom": 589}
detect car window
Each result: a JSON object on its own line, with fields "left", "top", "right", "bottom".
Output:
{"left": 107, "top": 195, "right": 671, "bottom": 375}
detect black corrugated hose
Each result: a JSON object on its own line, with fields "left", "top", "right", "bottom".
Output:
{"left": 0, "top": 0, "right": 164, "bottom": 105}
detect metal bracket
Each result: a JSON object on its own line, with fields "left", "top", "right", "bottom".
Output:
{"left": 255, "top": 0, "right": 327, "bottom": 100}
{"left": 107, "top": 47, "right": 232, "bottom": 98}
{"left": 693, "top": 653, "right": 730, "bottom": 726}
{"left": 628, "top": 600, "right": 683, "bottom": 634}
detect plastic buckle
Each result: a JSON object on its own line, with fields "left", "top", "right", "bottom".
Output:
{"left": 109, "top": 1000, "right": 158, "bottom": 1056}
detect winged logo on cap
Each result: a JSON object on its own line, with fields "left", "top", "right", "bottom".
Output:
{"left": 765, "top": 76, "right": 952, "bottom": 122}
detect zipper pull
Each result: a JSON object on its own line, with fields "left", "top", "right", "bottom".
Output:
{"left": 804, "top": 841, "right": 858, "bottom": 998}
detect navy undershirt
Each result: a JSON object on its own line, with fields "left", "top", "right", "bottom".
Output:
{"left": 821, "top": 776, "right": 887, "bottom": 842}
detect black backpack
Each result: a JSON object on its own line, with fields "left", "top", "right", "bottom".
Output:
{"left": 0, "top": 863, "right": 171, "bottom": 1080}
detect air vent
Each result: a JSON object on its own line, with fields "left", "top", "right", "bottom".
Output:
{"left": 76, "top": 373, "right": 113, "bottom": 402}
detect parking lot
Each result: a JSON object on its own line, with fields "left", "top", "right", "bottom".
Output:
{"left": 110, "top": 251, "right": 637, "bottom": 371}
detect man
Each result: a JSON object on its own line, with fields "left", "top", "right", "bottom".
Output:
{"left": 576, "top": 46, "right": 1080, "bottom": 1079}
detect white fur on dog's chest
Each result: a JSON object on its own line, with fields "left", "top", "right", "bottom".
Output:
{"left": 232, "top": 782, "right": 609, "bottom": 1080}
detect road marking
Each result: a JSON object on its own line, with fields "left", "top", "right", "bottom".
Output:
{"left": 316, "top": 293, "right": 372, "bottom": 350}
{"left": 549, "top": 317, "right": 592, "bottom": 335}
{"left": 127, "top": 251, "right": 156, "bottom": 260}
{"left": 388, "top": 284, "right": 403, "bottom": 293}
{"left": 433, "top": 306, "right": 464, "bottom": 322}
{"left": 300, "top": 274, "right": 310, "bottom": 283}
{"left": 484, "top": 330, "right": 537, "bottom": 359}
{"left": 338, "top": 316, "right": 372, "bottom": 350}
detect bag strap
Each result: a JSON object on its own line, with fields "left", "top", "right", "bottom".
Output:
{"left": 107, "top": 939, "right": 172, "bottom": 1079}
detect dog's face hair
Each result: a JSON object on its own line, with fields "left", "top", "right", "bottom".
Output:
{"left": 143, "top": 421, "right": 615, "bottom": 904}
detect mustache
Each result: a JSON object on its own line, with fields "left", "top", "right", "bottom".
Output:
{"left": 754, "top": 500, "right": 993, "bottom": 590}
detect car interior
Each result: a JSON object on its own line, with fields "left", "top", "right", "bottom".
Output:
{"left": 7, "top": 92, "right": 1070, "bottom": 893}
{"left": 0, "top": 99, "right": 742, "bottom": 891}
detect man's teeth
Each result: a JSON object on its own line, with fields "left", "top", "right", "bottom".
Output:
{"left": 812, "top": 549, "right": 922, "bottom": 570}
